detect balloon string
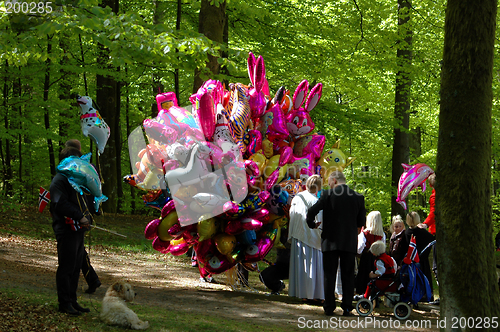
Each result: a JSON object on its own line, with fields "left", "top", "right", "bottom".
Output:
{"left": 97, "top": 153, "right": 104, "bottom": 185}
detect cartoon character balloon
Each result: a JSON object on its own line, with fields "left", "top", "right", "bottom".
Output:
{"left": 56, "top": 152, "right": 108, "bottom": 212}
{"left": 286, "top": 80, "right": 322, "bottom": 138}
{"left": 77, "top": 96, "right": 110, "bottom": 155}
{"left": 317, "top": 139, "right": 356, "bottom": 181}
{"left": 396, "top": 163, "right": 434, "bottom": 210}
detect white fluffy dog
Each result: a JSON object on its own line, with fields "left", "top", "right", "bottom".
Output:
{"left": 100, "top": 281, "right": 149, "bottom": 330}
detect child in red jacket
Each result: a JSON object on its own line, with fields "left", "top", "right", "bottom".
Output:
{"left": 363, "top": 240, "right": 398, "bottom": 299}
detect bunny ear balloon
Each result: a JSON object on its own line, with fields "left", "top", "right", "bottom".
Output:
{"left": 77, "top": 95, "right": 110, "bottom": 155}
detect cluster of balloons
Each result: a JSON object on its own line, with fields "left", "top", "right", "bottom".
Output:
{"left": 124, "top": 52, "right": 355, "bottom": 275}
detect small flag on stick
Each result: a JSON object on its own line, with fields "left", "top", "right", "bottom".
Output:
{"left": 403, "top": 234, "right": 420, "bottom": 264}
{"left": 39, "top": 187, "right": 50, "bottom": 213}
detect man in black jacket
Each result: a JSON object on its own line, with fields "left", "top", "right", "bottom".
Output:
{"left": 50, "top": 146, "right": 93, "bottom": 315}
{"left": 307, "top": 171, "right": 366, "bottom": 316}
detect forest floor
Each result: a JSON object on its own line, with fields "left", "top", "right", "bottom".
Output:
{"left": 0, "top": 205, "right": 441, "bottom": 331}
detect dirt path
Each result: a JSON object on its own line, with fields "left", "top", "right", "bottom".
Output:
{"left": 0, "top": 232, "right": 441, "bottom": 331}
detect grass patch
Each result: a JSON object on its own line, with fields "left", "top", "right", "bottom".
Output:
{"left": 0, "top": 287, "right": 298, "bottom": 332}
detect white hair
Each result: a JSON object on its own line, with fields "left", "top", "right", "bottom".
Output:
{"left": 365, "top": 211, "right": 384, "bottom": 237}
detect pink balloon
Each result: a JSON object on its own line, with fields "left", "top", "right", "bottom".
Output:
{"left": 248, "top": 208, "right": 270, "bottom": 223}
{"left": 169, "top": 240, "right": 190, "bottom": 256}
{"left": 396, "top": 163, "right": 434, "bottom": 210}
{"left": 225, "top": 218, "right": 263, "bottom": 235}
{"left": 204, "top": 253, "right": 237, "bottom": 274}
{"left": 161, "top": 200, "right": 176, "bottom": 218}
{"left": 194, "top": 239, "right": 214, "bottom": 264}
{"left": 243, "top": 227, "right": 278, "bottom": 263}
{"left": 288, "top": 153, "right": 316, "bottom": 181}
{"left": 167, "top": 223, "right": 183, "bottom": 237}
{"left": 257, "top": 103, "right": 289, "bottom": 145}
{"left": 244, "top": 130, "right": 263, "bottom": 157}
{"left": 294, "top": 134, "right": 326, "bottom": 160}
{"left": 152, "top": 237, "right": 170, "bottom": 253}
{"left": 196, "top": 90, "right": 216, "bottom": 141}
{"left": 144, "top": 219, "right": 161, "bottom": 240}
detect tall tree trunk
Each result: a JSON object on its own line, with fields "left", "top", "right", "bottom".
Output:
{"left": 391, "top": 0, "right": 412, "bottom": 218}
{"left": 193, "top": 0, "right": 226, "bottom": 93}
{"left": 44, "top": 36, "right": 56, "bottom": 177}
{"left": 97, "top": 0, "right": 120, "bottom": 213}
{"left": 437, "top": 0, "right": 500, "bottom": 327}
{"left": 2, "top": 60, "right": 13, "bottom": 196}
{"left": 14, "top": 77, "right": 22, "bottom": 201}
{"left": 174, "top": 0, "right": 181, "bottom": 102}
{"left": 124, "top": 74, "right": 135, "bottom": 213}
{"left": 58, "top": 36, "right": 73, "bottom": 152}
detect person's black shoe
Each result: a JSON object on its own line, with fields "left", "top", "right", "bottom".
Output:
{"left": 72, "top": 302, "right": 90, "bottom": 313}
{"left": 429, "top": 299, "right": 440, "bottom": 305}
{"left": 85, "top": 280, "right": 101, "bottom": 294}
{"left": 58, "top": 303, "right": 81, "bottom": 316}
{"left": 324, "top": 310, "right": 334, "bottom": 316}
{"left": 343, "top": 310, "right": 354, "bottom": 317}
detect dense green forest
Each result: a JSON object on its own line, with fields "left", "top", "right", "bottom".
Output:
{"left": 0, "top": 0, "right": 498, "bottom": 228}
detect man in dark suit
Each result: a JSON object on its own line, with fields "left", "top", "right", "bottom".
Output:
{"left": 307, "top": 171, "right": 366, "bottom": 316}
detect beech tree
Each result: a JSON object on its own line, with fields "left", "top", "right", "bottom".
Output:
{"left": 436, "top": 0, "right": 500, "bottom": 326}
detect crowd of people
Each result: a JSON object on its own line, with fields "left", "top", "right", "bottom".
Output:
{"left": 259, "top": 171, "right": 439, "bottom": 316}
{"left": 50, "top": 138, "right": 437, "bottom": 317}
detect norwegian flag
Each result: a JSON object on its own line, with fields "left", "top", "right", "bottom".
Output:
{"left": 403, "top": 234, "right": 420, "bottom": 264}
{"left": 38, "top": 187, "right": 50, "bottom": 213}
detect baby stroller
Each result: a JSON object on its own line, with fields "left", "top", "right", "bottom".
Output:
{"left": 355, "top": 238, "right": 435, "bottom": 320}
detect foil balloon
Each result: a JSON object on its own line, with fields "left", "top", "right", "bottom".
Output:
{"left": 197, "top": 215, "right": 218, "bottom": 241}
{"left": 77, "top": 96, "right": 110, "bottom": 155}
{"left": 286, "top": 80, "right": 322, "bottom": 138}
{"left": 152, "top": 237, "right": 171, "bottom": 253}
{"left": 168, "top": 238, "right": 190, "bottom": 256}
{"left": 244, "top": 226, "right": 278, "bottom": 263}
{"left": 56, "top": 153, "right": 108, "bottom": 212}
{"left": 237, "top": 230, "right": 257, "bottom": 245}
{"left": 144, "top": 218, "right": 161, "bottom": 240}
{"left": 396, "top": 163, "right": 434, "bottom": 210}
{"left": 194, "top": 239, "right": 214, "bottom": 264}
{"left": 247, "top": 53, "right": 268, "bottom": 119}
{"left": 248, "top": 152, "right": 268, "bottom": 176}
{"left": 243, "top": 130, "right": 263, "bottom": 157}
{"left": 224, "top": 83, "right": 251, "bottom": 154}
{"left": 294, "top": 134, "right": 326, "bottom": 160}
{"left": 214, "top": 233, "right": 237, "bottom": 255}
{"left": 257, "top": 103, "right": 289, "bottom": 145}
{"left": 157, "top": 211, "right": 179, "bottom": 242}
{"left": 204, "top": 252, "right": 237, "bottom": 274}
{"left": 191, "top": 84, "right": 217, "bottom": 141}
{"left": 288, "top": 154, "right": 315, "bottom": 181}
{"left": 317, "top": 139, "right": 356, "bottom": 180}
{"left": 267, "top": 184, "right": 290, "bottom": 216}
{"left": 225, "top": 218, "right": 263, "bottom": 235}
{"left": 213, "top": 104, "right": 241, "bottom": 159}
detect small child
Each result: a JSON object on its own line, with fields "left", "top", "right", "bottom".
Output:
{"left": 363, "top": 240, "right": 398, "bottom": 299}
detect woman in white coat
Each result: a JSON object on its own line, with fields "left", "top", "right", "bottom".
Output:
{"left": 288, "top": 175, "right": 324, "bottom": 303}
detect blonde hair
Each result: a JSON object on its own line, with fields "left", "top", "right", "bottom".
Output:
{"left": 406, "top": 211, "right": 420, "bottom": 228}
{"left": 369, "top": 240, "right": 386, "bottom": 256}
{"left": 389, "top": 215, "right": 405, "bottom": 233}
{"left": 306, "top": 175, "right": 322, "bottom": 193}
{"left": 365, "top": 211, "right": 384, "bottom": 237}
{"left": 428, "top": 173, "right": 436, "bottom": 188}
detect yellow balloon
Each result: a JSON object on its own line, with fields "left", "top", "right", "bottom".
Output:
{"left": 197, "top": 215, "right": 218, "bottom": 241}
{"left": 317, "top": 139, "right": 356, "bottom": 181}
{"left": 262, "top": 139, "right": 274, "bottom": 159}
{"left": 170, "top": 237, "right": 186, "bottom": 246}
{"left": 157, "top": 211, "right": 179, "bottom": 242}
{"left": 214, "top": 233, "right": 237, "bottom": 255}
{"left": 249, "top": 152, "right": 268, "bottom": 176}
{"left": 263, "top": 155, "right": 288, "bottom": 182}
